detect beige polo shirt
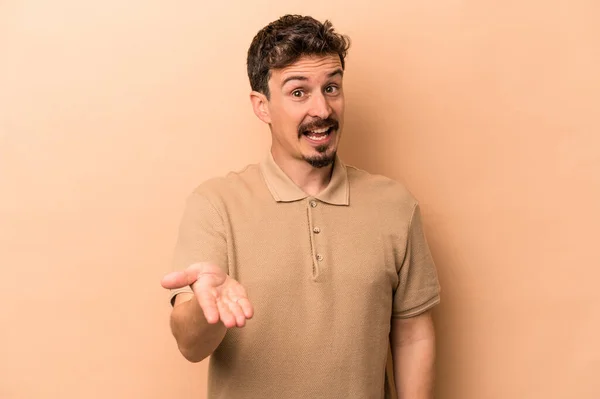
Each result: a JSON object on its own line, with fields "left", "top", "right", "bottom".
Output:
{"left": 169, "top": 153, "right": 441, "bottom": 399}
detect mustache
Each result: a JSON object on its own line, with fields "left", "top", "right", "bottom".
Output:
{"left": 297, "top": 118, "right": 339, "bottom": 137}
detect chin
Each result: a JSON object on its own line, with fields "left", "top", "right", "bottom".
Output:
{"left": 303, "top": 151, "right": 336, "bottom": 168}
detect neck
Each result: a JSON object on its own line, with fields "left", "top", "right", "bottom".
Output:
{"left": 271, "top": 149, "right": 334, "bottom": 197}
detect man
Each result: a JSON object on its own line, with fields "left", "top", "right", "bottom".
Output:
{"left": 161, "top": 14, "right": 441, "bottom": 399}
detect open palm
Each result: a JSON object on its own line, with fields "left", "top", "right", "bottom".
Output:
{"left": 161, "top": 263, "right": 253, "bottom": 328}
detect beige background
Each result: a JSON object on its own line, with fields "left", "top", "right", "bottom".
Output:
{"left": 1, "top": 1, "right": 599, "bottom": 398}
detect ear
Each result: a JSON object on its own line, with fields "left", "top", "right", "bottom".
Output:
{"left": 250, "top": 91, "right": 272, "bottom": 124}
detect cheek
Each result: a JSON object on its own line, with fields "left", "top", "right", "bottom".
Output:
{"left": 286, "top": 104, "right": 307, "bottom": 122}
{"left": 282, "top": 109, "right": 308, "bottom": 132}
{"left": 273, "top": 103, "right": 300, "bottom": 123}
{"left": 270, "top": 101, "right": 309, "bottom": 135}
{"left": 332, "top": 97, "right": 345, "bottom": 116}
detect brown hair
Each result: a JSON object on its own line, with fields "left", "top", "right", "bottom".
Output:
{"left": 247, "top": 15, "right": 351, "bottom": 98}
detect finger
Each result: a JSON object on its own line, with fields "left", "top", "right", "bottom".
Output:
{"left": 230, "top": 296, "right": 254, "bottom": 320}
{"left": 228, "top": 284, "right": 254, "bottom": 319}
{"left": 160, "top": 270, "right": 198, "bottom": 289}
{"left": 194, "top": 286, "right": 220, "bottom": 324}
{"left": 217, "top": 299, "right": 236, "bottom": 328}
{"left": 222, "top": 297, "right": 247, "bottom": 327}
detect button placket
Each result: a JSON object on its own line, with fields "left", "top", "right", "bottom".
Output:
{"left": 307, "top": 198, "right": 323, "bottom": 279}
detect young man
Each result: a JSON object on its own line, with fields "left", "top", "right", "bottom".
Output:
{"left": 161, "top": 14, "right": 441, "bottom": 399}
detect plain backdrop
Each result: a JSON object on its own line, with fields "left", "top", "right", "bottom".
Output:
{"left": 1, "top": 1, "right": 599, "bottom": 398}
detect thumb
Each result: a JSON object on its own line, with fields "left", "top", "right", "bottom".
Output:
{"left": 160, "top": 270, "right": 198, "bottom": 289}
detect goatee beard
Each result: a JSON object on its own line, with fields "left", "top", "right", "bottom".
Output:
{"left": 297, "top": 116, "right": 339, "bottom": 168}
{"left": 304, "top": 149, "right": 336, "bottom": 168}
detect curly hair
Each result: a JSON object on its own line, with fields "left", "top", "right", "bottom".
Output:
{"left": 247, "top": 15, "right": 351, "bottom": 98}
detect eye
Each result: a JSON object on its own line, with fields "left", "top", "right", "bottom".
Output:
{"left": 325, "top": 85, "right": 339, "bottom": 94}
{"left": 292, "top": 89, "right": 305, "bottom": 98}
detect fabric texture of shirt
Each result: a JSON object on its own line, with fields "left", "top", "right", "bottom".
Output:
{"left": 169, "top": 153, "right": 441, "bottom": 399}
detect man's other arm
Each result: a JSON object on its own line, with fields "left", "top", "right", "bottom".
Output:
{"left": 390, "top": 309, "right": 436, "bottom": 399}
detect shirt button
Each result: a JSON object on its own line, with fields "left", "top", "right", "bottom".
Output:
{"left": 313, "top": 227, "right": 321, "bottom": 234}
{"left": 309, "top": 200, "right": 317, "bottom": 208}
{"left": 316, "top": 254, "right": 324, "bottom": 261}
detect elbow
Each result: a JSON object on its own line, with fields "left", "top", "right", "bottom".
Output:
{"left": 172, "top": 330, "right": 211, "bottom": 363}
{"left": 178, "top": 344, "right": 208, "bottom": 363}
{"left": 168, "top": 300, "right": 224, "bottom": 363}
{"left": 172, "top": 327, "right": 213, "bottom": 363}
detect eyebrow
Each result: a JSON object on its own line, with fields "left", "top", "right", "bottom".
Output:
{"left": 281, "top": 75, "right": 308, "bottom": 86}
{"left": 281, "top": 68, "right": 344, "bottom": 87}
{"left": 328, "top": 68, "right": 344, "bottom": 79}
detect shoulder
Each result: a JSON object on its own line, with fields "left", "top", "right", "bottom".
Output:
{"left": 188, "top": 162, "right": 263, "bottom": 205}
{"left": 344, "top": 163, "right": 418, "bottom": 210}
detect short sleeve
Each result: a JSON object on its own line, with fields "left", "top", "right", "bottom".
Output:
{"left": 392, "top": 203, "right": 441, "bottom": 318}
{"left": 168, "top": 190, "right": 228, "bottom": 305}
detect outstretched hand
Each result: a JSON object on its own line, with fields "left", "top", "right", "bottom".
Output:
{"left": 161, "top": 263, "right": 254, "bottom": 328}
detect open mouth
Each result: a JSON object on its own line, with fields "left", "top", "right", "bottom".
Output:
{"left": 302, "top": 126, "right": 333, "bottom": 142}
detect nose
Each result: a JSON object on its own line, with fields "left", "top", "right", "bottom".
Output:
{"left": 308, "top": 93, "right": 332, "bottom": 120}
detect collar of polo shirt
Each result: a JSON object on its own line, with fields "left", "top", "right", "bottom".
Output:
{"left": 259, "top": 152, "right": 350, "bottom": 206}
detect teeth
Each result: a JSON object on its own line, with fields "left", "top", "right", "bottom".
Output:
{"left": 304, "top": 126, "right": 332, "bottom": 142}
{"left": 307, "top": 134, "right": 328, "bottom": 141}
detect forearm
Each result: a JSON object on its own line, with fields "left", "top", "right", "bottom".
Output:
{"left": 170, "top": 295, "right": 227, "bottom": 362}
{"left": 391, "top": 336, "right": 436, "bottom": 399}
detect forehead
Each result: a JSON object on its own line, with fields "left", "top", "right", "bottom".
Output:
{"left": 271, "top": 54, "right": 343, "bottom": 84}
